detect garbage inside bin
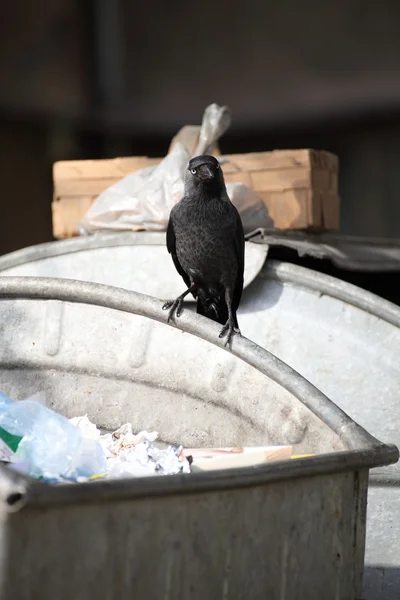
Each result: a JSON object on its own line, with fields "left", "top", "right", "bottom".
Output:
{"left": 185, "top": 445, "right": 294, "bottom": 471}
{"left": 0, "top": 392, "right": 190, "bottom": 482}
{"left": 94, "top": 420, "right": 191, "bottom": 480}
{"left": 0, "top": 391, "right": 300, "bottom": 483}
{"left": 0, "top": 391, "right": 107, "bottom": 482}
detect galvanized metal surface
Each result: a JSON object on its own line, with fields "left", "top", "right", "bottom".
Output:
{"left": 246, "top": 228, "right": 400, "bottom": 272}
{"left": 0, "top": 276, "right": 377, "bottom": 453}
{"left": 238, "top": 261, "right": 400, "bottom": 600}
{"left": 240, "top": 260, "right": 400, "bottom": 452}
{"left": 0, "top": 235, "right": 397, "bottom": 456}
{"left": 1, "top": 468, "right": 369, "bottom": 600}
{"left": 0, "top": 278, "right": 397, "bottom": 600}
{"left": 0, "top": 232, "right": 268, "bottom": 299}
{"left": 0, "top": 234, "right": 400, "bottom": 598}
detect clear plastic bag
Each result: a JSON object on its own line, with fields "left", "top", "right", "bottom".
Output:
{"left": 0, "top": 392, "right": 107, "bottom": 481}
{"left": 78, "top": 103, "right": 273, "bottom": 235}
{"left": 78, "top": 144, "right": 189, "bottom": 233}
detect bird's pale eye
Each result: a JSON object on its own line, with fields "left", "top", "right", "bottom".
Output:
{"left": 190, "top": 168, "right": 196, "bottom": 175}
{"left": 215, "top": 162, "right": 219, "bottom": 169}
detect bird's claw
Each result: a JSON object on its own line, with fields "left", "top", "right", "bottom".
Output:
{"left": 162, "top": 298, "right": 183, "bottom": 322}
{"left": 219, "top": 320, "right": 241, "bottom": 347}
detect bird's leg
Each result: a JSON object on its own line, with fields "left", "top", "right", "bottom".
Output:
{"left": 219, "top": 288, "right": 241, "bottom": 347}
{"left": 162, "top": 284, "right": 197, "bottom": 322}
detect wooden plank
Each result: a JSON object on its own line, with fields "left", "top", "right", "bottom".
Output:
{"left": 223, "top": 171, "right": 253, "bottom": 187}
{"left": 54, "top": 170, "right": 332, "bottom": 197}
{"left": 222, "top": 150, "right": 338, "bottom": 173}
{"left": 321, "top": 192, "right": 341, "bottom": 230}
{"left": 54, "top": 178, "right": 121, "bottom": 197}
{"left": 52, "top": 197, "right": 95, "bottom": 239}
{"left": 221, "top": 149, "right": 314, "bottom": 173}
{"left": 311, "top": 169, "right": 332, "bottom": 191}
{"left": 251, "top": 168, "right": 332, "bottom": 193}
{"left": 329, "top": 171, "right": 339, "bottom": 194}
{"left": 52, "top": 149, "right": 329, "bottom": 183}
{"left": 52, "top": 190, "right": 340, "bottom": 238}
{"left": 309, "top": 149, "right": 339, "bottom": 172}
{"left": 52, "top": 148, "right": 340, "bottom": 237}
{"left": 251, "top": 167, "right": 311, "bottom": 192}
{"left": 307, "top": 190, "right": 322, "bottom": 228}
{"left": 53, "top": 150, "right": 339, "bottom": 181}
{"left": 256, "top": 189, "right": 339, "bottom": 230}
{"left": 257, "top": 190, "right": 309, "bottom": 229}
{"left": 53, "top": 156, "right": 161, "bottom": 181}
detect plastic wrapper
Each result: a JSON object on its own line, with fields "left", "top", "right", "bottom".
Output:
{"left": 0, "top": 391, "right": 190, "bottom": 483}
{"left": 78, "top": 144, "right": 189, "bottom": 233}
{"left": 0, "top": 392, "right": 107, "bottom": 482}
{"left": 0, "top": 437, "right": 16, "bottom": 463}
{"left": 78, "top": 103, "right": 273, "bottom": 235}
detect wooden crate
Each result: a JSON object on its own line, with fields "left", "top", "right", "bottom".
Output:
{"left": 52, "top": 149, "right": 340, "bottom": 239}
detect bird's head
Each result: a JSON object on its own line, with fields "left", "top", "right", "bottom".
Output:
{"left": 185, "top": 155, "right": 225, "bottom": 192}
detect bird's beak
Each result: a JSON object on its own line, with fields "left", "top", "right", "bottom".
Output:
{"left": 198, "top": 165, "right": 214, "bottom": 180}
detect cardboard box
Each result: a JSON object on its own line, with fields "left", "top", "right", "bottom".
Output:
{"left": 52, "top": 148, "right": 340, "bottom": 238}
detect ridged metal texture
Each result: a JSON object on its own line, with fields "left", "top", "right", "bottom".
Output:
{"left": 0, "top": 277, "right": 397, "bottom": 600}
{"left": 0, "top": 233, "right": 400, "bottom": 598}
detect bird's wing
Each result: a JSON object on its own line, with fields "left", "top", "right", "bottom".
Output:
{"left": 232, "top": 208, "right": 245, "bottom": 312}
{"left": 166, "top": 211, "right": 191, "bottom": 289}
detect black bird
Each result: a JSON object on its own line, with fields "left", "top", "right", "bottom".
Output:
{"left": 162, "top": 154, "right": 245, "bottom": 346}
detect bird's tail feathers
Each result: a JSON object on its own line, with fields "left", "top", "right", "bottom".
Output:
{"left": 196, "top": 296, "right": 234, "bottom": 327}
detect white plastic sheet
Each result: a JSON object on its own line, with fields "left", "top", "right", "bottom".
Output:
{"left": 78, "top": 103, "right": 273, "bottom": 235}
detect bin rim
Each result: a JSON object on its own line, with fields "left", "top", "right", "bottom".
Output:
{"left": 0, "top": 233, "right": 168, "bottom": 270}
{"left": 0, "top": 444, "right": 397, "bottom": 510}
{"left": 0, "top": 232, "right": 268, "bottom": 295}
{"left": 0, "top": 276, "right": 397, "bottom": 509}
{"left": 262, "top": 260, "right": 400, "bottom": 330}
{"left": 0, "top": 232, "right": 398, "bottom": 329}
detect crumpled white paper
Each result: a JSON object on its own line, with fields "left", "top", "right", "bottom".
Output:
{"left": 78, "top": 103, "right": 273, "bottom": 235}
{"left": 71, "top": 416, "right": 190, "bottom": 480}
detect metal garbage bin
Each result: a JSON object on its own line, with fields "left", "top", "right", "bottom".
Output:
{"left": 1, "top": 232, "right": 398, "bottom": 599}
{"left": 0, "top": 277, "right": 397, "bottom": 600}
{"left": 1, "top": 234, "right": 400, "bottom": 599}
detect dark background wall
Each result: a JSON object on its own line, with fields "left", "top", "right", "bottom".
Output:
{"left": 1, "top": 0, "right": 400, "bottom": 255}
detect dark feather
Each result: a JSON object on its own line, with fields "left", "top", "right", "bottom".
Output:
{"left": 164, "top": 154, "right": 245, "bottom": 344}
{"left": 231, "top": 207, "right": 245, "bottom": 315}
{"left": 166, "top": 216, "right": 193, "bottom": 295}
{"left": 196, "top": 289, "right": 230, "bottom": 326}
